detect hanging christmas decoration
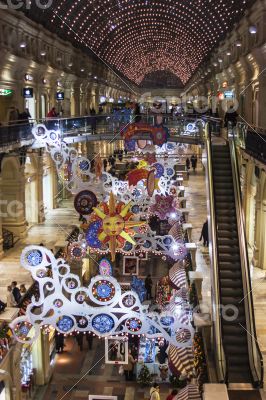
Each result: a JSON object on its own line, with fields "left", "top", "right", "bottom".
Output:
{"left": 10, "top": 246, "right": 194, "bottom": 347}
{"left": 86, "top": 192, "right": 146, "bottom": 261}
{"left": 98, "top": 258, "right": 113, "bottom": 276}
{"left": 74, "top": 190, "right": 98, "bottom": 215}
{"left": 150, "top": 194, "right": 177, "bottom": 220}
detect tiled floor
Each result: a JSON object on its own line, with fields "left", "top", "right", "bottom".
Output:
{"left": 0, "top": 205, "right": 79, "bottom": 300}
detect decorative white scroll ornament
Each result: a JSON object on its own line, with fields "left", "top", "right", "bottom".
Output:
{"left": 10, "top": 246, "right": 194, "bottom": 348}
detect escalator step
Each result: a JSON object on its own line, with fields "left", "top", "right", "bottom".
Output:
{"left": 223, "top": 335, "right": 248, "bottom": 346}
{"left": 227, "top": 356, "right": 249, "bottom": 370}
{"left": 217, "top": 230, "right": 238, "bottom": 238}
{"left": 218, "top": 255, "right": 240, "bottom": 262}
{"left": 213, "top": 176, "right": 233, "bottom": 183}
{"left": 217, "top": 222, "right": 236, "bottom": 229}
{"left": 221, "top": 296, "right": 243, "bottom": 305}
{"left": 215, "top": 195, "right": 235, "bottom": 201}
{"left": 213, "top": 170, "right": 232, "bottom": 176}
{"left": 222, "top": 320, "right": 247, "bottom": 332}
{"left": 219, "top": 270, "right": 242, "bottom": 279}
{"left": 220, "top": 279, "right": 244, "bottom": 288}
{"left": 215, "top": 189, "right": 234, "bottom": 195}
{"left": 219, "top": 265, "right": 241, "bottom": 272}
{"left": 217, "top": 239, "right": 238, "bottom": 246}
{"left": 216, "top": 215, "right": 236, "bottom": 221}
{"left": 221, "top": 290, "right": 244, "bottom": 299}
{"left": 215, "top": 183, "right": 234, "bottom": 190}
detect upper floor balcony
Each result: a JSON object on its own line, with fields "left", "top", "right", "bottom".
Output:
{"left": 0, "top": 113, "right": 212, "bottom": 153}
{"left": 237, "top": 123, "right": 266, "bottom": 165}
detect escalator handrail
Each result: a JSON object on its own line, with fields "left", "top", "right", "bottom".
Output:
{"left": 229, "top": 138, "right": 263, "bottom": 386}
{"left": 205, "top": 123, "right": 227, "bottom": 382}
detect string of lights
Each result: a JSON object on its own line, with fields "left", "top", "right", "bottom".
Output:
{"left": 24, "top": 0, "right": 255, "bottom": 86}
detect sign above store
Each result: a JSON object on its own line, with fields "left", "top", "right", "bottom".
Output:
{"left": 23, "top": 88, "right": 33, "bottom": 98}
{"left": 0, "top": 88, "right": 13, "bottom": 96}
{"left": 56, "top": 92, "right": 64, "bottom": 100}
{"left": 25, "top": 74, "right": 33, "bottom": 82}
{"left": 224, "top": 91, "right": 234, "bottom": 99}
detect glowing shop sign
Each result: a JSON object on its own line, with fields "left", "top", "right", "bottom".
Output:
{"left": 0, "top": 89, "right": 13, "bottom": 96}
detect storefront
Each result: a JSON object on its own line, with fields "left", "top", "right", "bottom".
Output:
{"left": 0, "top": 87, "right": 15, "bottom": 122}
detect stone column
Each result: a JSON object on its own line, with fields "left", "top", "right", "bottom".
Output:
{"left": 72, "top": 86, "right": 80, "bottom": 117}
{"left": 35, "top": 151, "right": 45, "bottom": 223}
{"left": 1, "top": 158, "right": 27, "bottom": 238}
{"left": 258, "top": 200, "right": 266, "bottom": 269}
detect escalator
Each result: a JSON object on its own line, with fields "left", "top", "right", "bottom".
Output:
{"left": 206, "top": 132, "right": 263, "bottom": 389}
{"left": 212, "top": 143, "right": 251, "bottom": 383}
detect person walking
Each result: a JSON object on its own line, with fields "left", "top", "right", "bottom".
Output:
{"left": 224, "top": 105, "right": 238, "bottom": 133}
{"left": 47, "top": 107, "right": 57, "bottom": 118}
{"left": 166, "top": 389, "right": 178, "bottom": 400}
{"left": 8, "top": 107, "right": 19, "bottom": 125}
{"left": 19, "top": 108, "right": 31, "bottom": 123}
{"left": 11, "top": 281, "right": 21, "bottom": 304}
{"left": 75, "top": 331, "right": 84, "bottom": 351}
{"left": 6, "top": 286, "right": 16, "bottom": 307}
{"left": 90, "top": 108, "right": 97, "bottom": 134}
{"left": 19, "top": 284, "right": 27, "bottom": 296}
{"left": 55, "top": 332, "right": 64, "bottom": 353}
{"left": 199, "top": 220, "right": 209, "bottom": 247}
{"left": 103, "top": 159, "right": 108, "bottom": 171}
{"left": 124, "top": 350, "right": 136, "bottom": 381}
{"left": 86, "top": 333, "right": 93, "bottom": 350}
{"left": 150, "top": 383, "right": 160, "bottom": 400}
{"left": 145, "top": 274, "right": 153, "bottom": 300}
{"left": 185, "top": 157, "right": 190, "bottom": 172}
{"left": 191, "top": 154, "right": 197, "bottom": 172}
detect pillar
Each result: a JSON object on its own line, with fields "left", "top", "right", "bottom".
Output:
{"left": 258, "top": 200, "right": 266, "bottom": 269}
{"left": 35, "top": 151, "right": 45, "bottom": 223}
{"left": 1, "top": 157, "right": 27, "bottom": 238}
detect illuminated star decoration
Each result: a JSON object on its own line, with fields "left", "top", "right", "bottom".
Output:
{"left": 90, "top": 192, "right": 146, "bottom": 261}
{"left": 150, "top": 194, "right": 177, "bottom": 220}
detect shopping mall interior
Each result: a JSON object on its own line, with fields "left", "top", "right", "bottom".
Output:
{"left": 0, "top": 1, "right": 266, "bottom": 400}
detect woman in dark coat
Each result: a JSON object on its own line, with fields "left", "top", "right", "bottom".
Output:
{"left": 200, "top": 220, "right": 209, "bottom": 247}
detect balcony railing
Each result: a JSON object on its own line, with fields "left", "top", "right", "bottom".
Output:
{"left": 237, "top": 122, "right": 266, "bottom": 164}
{"left": 0, "top": 113, "right": 214, "bottom": 149}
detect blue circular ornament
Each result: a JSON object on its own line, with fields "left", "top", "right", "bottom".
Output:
{"left": 131, "top": 205, "right": 140, "bottom": 214}
{"left": 92, "top": 314, "right": 115, "bottom": 334}
{"left": 27, "top": 250, "right": 43, "bottom": 267}
{"left": 163, "top": 237, "right": 173, "bottom": 246}
{"left": 143, "top": 240, "right": 152, "bottom": 249}
{"left": 123, "top": 241, "right": 134, "bottom": 251}
{"left": 97, "top": 283, "right": 112, "bottom": 298}
{"left": 167, "top": 167, "right": 174, "bottom": 176}
{"left": 56, "top": 316, "right": 74, "bottom": 333}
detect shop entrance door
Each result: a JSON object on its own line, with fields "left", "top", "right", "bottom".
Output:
{"left": 25, "top": 96, "right": 36, "bottom": 120}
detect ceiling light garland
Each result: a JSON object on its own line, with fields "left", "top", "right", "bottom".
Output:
{"left": 25, "top": 0, "right": 254, "bottom": 85}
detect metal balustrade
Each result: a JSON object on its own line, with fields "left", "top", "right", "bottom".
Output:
{"left": 0, "top": 113, "right": 212, "bottom": 149}
{"left": 237, "top": 122, "right": 266, "bottom": 164}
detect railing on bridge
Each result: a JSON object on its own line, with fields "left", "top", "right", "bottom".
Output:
{"left": 237, "top": 122, "right": 266, "bottom": 164}
{"left": 0, "top": 113, "right": 216, "bottom": 148}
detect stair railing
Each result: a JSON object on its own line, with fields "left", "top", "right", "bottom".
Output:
{"left": 205, "top": 123, "right": 227, "bottom": 383}
{"left": 229, "top": 137, "right": 263, "bottom": 387}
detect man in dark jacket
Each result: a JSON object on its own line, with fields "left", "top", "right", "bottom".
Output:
{"left": 11, "top": 281, "right": 21, "bottom": 304}
{"left": 199, "top": 220, "right": 209, "bottom": 247}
